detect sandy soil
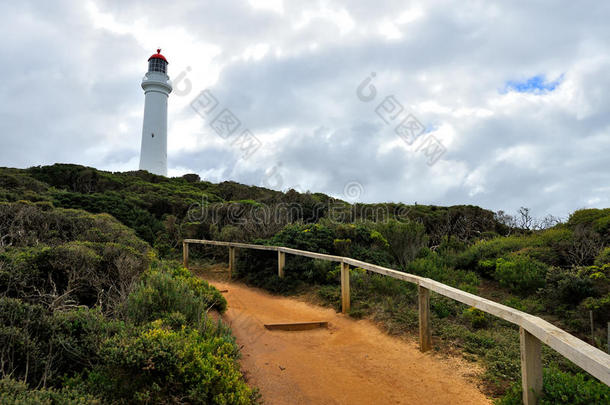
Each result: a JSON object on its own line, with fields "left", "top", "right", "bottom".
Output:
{"left": 207, "top": 279, "right": 491, "bottom": 405}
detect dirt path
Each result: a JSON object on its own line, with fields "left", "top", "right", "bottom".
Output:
{"left": 209, "top": 279, "right": 491, "bottom": 405}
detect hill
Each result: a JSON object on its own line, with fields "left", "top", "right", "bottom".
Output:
{"left": 1, "top": 163, "right": 508, "bottom": 246}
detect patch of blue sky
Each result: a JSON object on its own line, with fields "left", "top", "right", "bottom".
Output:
{"left": 502, "top": 74, "right": 564, "bottom": 94}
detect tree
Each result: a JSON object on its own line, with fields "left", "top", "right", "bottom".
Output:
{"left": 376, "top": 219, "right": 428, "bottom": 269}
{"left": 517, "top": 207, "right": 534, "bottom": 230}
{"left": 567, "top": 224, "right": 604, "bottom": 266}
{"left": 495, "top": 210, "right": 516, "bottom": 229}
{"left": 538, "top": 214, "right": 562, "bottom": 230}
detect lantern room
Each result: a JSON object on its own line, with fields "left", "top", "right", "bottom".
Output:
{"left": 148, "top": 49, "right": 168, "bottom": 74}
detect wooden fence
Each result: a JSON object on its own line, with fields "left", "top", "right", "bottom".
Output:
{"left": 182, "top": 239, "right": 610, "bottom": 405}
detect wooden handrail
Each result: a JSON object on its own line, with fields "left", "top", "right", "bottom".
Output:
{"left": 183, "top": 238, "right": 610, "bottom": 402}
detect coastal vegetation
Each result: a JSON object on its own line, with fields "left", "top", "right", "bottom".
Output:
{"left": 1, "top": 163, "right": 608, "bottom": 403}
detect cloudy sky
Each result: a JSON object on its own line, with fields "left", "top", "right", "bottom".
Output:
{"left": 1, "top": 0, "right": 609, "bottom": 218}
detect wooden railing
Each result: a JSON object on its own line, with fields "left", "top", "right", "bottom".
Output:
{"left": 183, "top": 239, "right": 610, "bottom": 405}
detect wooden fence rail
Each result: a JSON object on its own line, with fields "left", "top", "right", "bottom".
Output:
{"left": 183, "top": 239, "right": 610, "bottom": 404}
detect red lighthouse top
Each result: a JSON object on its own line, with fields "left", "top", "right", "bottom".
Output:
{"left": 148, "top": 49, "right": 168, "bottom": 63}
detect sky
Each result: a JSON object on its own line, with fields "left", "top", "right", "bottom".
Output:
{"left": 1, "top": 0, "right": 609, "bottom": 219}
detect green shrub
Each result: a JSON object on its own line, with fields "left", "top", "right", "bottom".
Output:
{"left": 126, "top": 263, "right": 226, "bottom": 326}
{"left": 0, "top": 298, "right": 123, "bottom": 388}
{"left": 478, "top": 258, "right": 497, "bottom": 276}
{"left": 595, "top": 247, "right": 610, "bottom": 266}
{"left": 497, "top": 367, "right": 610, "bottom": 404}
{"left": 544, "top": 267, "right": 596, "bottom": 307}
{"left": 458, "top": 228, "right": 577, "bottom": 271}
{"left": 456, "top": 235, "right": 534, "bottom": 272}
{"left": 0, "top": 377, "right": 100, "bottom": 404}
{"left": 502, "top": 296, "right": 545, "bottom": 313}
{"left": 594, "top": 215, "right": 610, "bottom": 241}
{"left": 521, "top": 246, "right": 563, "bottom": 267}
{"left": 0, "top": 203, "right": 149, "bottom": 312}
{"left": 49, "top": 309, "right": 126, "bottom": 378}
{"left": 85, "top": 321, "right": 254, "bottom": 404}
{"left": 235, "top": 249, "right": 302, "bottom": 294}
{"left": 268, "top": 223, "right": 335, "bottom": 253}
{"left": 369, "top": 229, "right": 389, "bottom": 248}
{"left": 581, "top": 293, "right": 610, "bottom": 324}
{"left": 431, "top": 297, "right": 457, "bottom": 318}
{"left": 0, "top": 201, "right": 150, "bottom": 252}
{"left": 0, "top": 298, "right": 50, "bottom": 385}
{"left": 317, "top": 285, "right": 341, "bottom": 310}
{"left": 333, "top": 238, "right": 351, "bottom": 256}
{"left": 0, "top": 241, "right": 147, "bottom": 311}
{"left": 494, "top": 256, "right": 547, "bottom": 295}
{"left": 462, "top": 307, "right": 488, "bottom": 328}
{"left": 375, "top": 219, "right": 428, "bottom": 269}
{"left": 407, "top": 253, "right": 480, "bottom": 290}
{"left": 567, "top": 208, "right": 610, "bottom": 228}
{"left": 537, "top": 227, "right": 574, "bottom": 266}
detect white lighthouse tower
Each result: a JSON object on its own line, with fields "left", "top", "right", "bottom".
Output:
{"left": 139, "top": 49, "right": 172, "bottom": 176}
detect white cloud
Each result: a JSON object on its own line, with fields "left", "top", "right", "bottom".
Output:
{"left": 378, "top": 20, "right": 403, "bottom": 40}
{"left": 249, "top": 0, "right": 284, "bottom": 14}
{"left": 1, "top": 0, "right": 610, "bottom": 219}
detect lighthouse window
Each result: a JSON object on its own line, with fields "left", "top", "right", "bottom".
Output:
{"left": 148, "top": 58, "right": 167, "bottom": 73}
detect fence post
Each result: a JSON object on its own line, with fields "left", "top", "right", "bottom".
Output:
{"left": 520, "top": 327, "right": 543, "bottom": 405}
{"left": 278, "top": 251, "right": 285, "bottom": 278}
{"left": 228, "top": 246, "right": 235, "bottom": 278}
{"left": 341, "top": 261, "right": 350, "bottom": 314}
{"left": 182, "top": 241, "right": 189, "bottom": 269}
{"left": 418, "top": 285, "right": 432, "bottom": 352}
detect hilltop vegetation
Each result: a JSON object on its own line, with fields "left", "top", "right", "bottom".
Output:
{"left": 0, "top": 200, "right": 253, "bottom": 404}
{"left": 1, "top": 164, "right": 609, "bottom": 403}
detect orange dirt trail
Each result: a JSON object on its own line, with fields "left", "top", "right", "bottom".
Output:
{"left": 209, "top": 279, "right": 491, "bottom": 405}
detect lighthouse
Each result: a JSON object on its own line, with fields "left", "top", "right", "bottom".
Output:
{"left": 139, "top": 49, "right": 172, "bottom": 176}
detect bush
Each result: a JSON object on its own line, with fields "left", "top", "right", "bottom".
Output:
{"left": 477, "top": 258, "right": 497, "bottom": 276}
{"left": 0, "top": 377, "right": 100, "bottom": 404}
{"left": 0, "top": 298, "right": 51, "bottom": 385}
{"left": 537, "top": 227, "right": 574, "bottom": 266}
{"left": 407, "top": 253, "right": 480, "bottom": 290}
{"left": 84, "top": 320, "right": 254, "bottom": 404}
{"left": 0, "top": 298, "right": 123, "bottom": 388}
{"left": 268, "top": 223, "right": 335, "bottom": 253}
{"left": 595, "top": 247, "right": 610, "bottom": 266}
{"left": 462, "top": 307, "right": 488, "bottom": 328}
{"left": 494, "top": 256, "right": 547, "bottom": 295}
{"left": 0, "top": 203, "right": 149, "bottom": 312}
{"left": 581, "top": 293, "right": 610, "bottom": 325}
{"left": 594, "top": 215, "right": 610, "bottom": 242}
{"left": 333, "top": 238, "right": 351, "bottom": 256}
{"left": 544, "top": 267, "right": 597, "bottom": 307}
{"left": 431, "top": 297, "right": 457, "bottom": 318}
{"left": 0, "top": 241, "right": 147, "bottom": 312}
{"left": 456, "top": 235, "right": 534, "bottom": 272}
{"left": 497, "top": 367, "right": 610, "bottom": 404}
{"left": 49, "top": 309, "right": 126, "bottom": 379}
{"left": 567, "top": 208, "right": 610, "bottom": 228}
{"left": 375, "top": 219, "right": 428, "bottom": 269}
{"left": 126, "top": 262, "right": 226, "bottom": 326}
{"left": 0, "top": 201, "right": 150, "bottom": 252}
